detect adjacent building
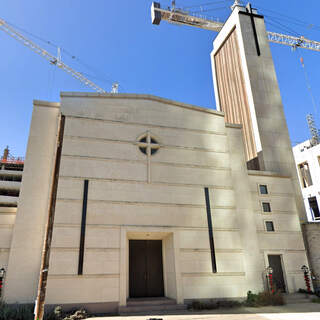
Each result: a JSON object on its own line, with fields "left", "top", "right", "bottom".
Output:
{"left": 0, "top": 147, "right": 23, "bottom": 279}
{"left": 293, "top": 140, "right": 320, "bottom": 222}
{"left": 292, "top": 139, "right": 320, "bottom": 290}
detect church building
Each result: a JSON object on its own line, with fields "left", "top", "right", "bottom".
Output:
{"left": 0, "top": 3, "right": 311, "bottom": 314}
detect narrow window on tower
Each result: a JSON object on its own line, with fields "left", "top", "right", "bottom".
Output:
{"left": 259, "top": 184, "right": 268, "bottom": 195}
{"left": 265, "top": 221, "right": 275, "bottom": 232}
{"left": 308, "top": 197, "right": 320, "bottom": 220}
{"left": 262, "top": 201, "right": 271, "bottom": 213}
{"left": 298, "top": 162, "right": 313, "bottom": 188}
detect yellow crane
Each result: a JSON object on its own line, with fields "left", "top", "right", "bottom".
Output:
{"left": 0, "top": 17, "right": 109, "bottom": 93}
{"left": 151, "top": 1, "right": 320, "bottom": 52}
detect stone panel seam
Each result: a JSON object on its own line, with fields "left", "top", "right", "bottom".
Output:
{"left": 51, "top": 247, "right": 119, "bottom": 252}
{"left": 63, "top": 135, "right": 228, "bottom": 153}
{"left": 48, "top": 274, "right": 120, "bottom": 279}
{"left": 180, "top": 248, "right": 243, "bottom": 253}
{"left": 53, "top": 223, "right": 240, "bottom": 232}
{"left": 250, "top": 192, "right": 294, "bottom": 198}
{"left": 61, "top": 154, "right": 231, "bottom": 171}
{"left": 256, "top": 230, "right": 302, "bottom": 234}
{"left": 56, "top": 199, "right": 235, "bottom": 209}
{"left": 64, "top": 114, "right": 225, "bottom": 133}
{"left": 182, "top": 272, "right": 245, "bottom": 277}
{"left": 57, "top": 177, "right": 234, "bottom": 190}
{"left": 259, "top": 249, "right": 305, "bottom": 253}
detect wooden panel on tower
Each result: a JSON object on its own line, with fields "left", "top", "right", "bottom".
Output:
{"left": 214, "top": 28, "right": 257, "bottom": 165}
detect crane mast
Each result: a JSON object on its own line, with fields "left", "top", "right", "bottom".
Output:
{"left": 0, "top": 18, "right": 107, "bottom": 93}
{"left": 151, "top": 2, "right": 320, "bottom": 53}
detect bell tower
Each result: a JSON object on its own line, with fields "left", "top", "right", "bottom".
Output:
{"left": 211, "top": 3, "right": 306, "bottom": 219}
{"left": 212, "top": 3, "right": 293, "bottom": 172}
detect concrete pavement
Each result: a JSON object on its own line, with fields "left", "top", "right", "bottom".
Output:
{"left": 91, "top": 302, "right": 320, "bottom": 320}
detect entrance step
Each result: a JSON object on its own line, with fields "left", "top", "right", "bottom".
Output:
{"left": 119, "top": 297, "right": 187, "bottom": 315}
{"left": 284, "top": 293, "right": 312, "bottom": 304}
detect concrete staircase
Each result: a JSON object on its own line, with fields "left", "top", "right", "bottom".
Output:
{"left": 284, "top": 293, "right": 313, "bottom": 304}
{"left": 119, "top": 297, "right": 187, "bottom": 315}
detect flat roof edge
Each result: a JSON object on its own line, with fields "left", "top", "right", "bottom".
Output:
{"left": 248, "top": 170, "right": 290, "bottom": 179}
{"left": 33, "top": 100, "right": 60, "bottom": 108}
{"left": 60, "top": 92, "right": 224, "bottom": 117}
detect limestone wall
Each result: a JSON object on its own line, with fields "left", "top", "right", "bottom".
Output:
{"left": 3, "top": 93, "right": 311, "bottom": 309}
{"left": 45, "top": 94, "right": 251, "bottom": 307}
{"left": 248, "top": 173, "right": 309, "bottom": 292}
{"left": 3, "top": 101, "right": 60, "bottom": 303}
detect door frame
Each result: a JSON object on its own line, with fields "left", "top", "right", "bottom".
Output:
{"left": 263, "top": 251, "right": 288, "bottom": 293}
{"left": 119, "top": 228, "right": 183, "bottom": 306}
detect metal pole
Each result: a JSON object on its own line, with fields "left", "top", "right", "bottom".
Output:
{"left": 34, "top": 115, "right": 65, "bottom": 320}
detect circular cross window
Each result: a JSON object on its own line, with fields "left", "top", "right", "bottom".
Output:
{"left": 138, "top": 133, "right": 160, "bottom": 155}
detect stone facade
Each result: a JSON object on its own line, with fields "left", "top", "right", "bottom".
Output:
{"left": 0, "top": 4, "right": 312, "bottom": 313}
{"left": 1, "top": 93, "right": 309, "bottom": 312}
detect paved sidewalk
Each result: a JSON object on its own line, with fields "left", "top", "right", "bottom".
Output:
{"left": 92, "top": 302, "right": 320, "bottom": 320}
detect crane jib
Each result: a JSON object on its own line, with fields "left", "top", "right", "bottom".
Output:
{"left": 0, "top": 17, "right": 107, "bottom": 93}
{"left": 150, "top": 2, "right": 320, "bottom": 53}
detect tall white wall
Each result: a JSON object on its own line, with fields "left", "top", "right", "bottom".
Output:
{"left": 4, "top": 101, "right": 60, "bottom": 303}
{"left": 1, "top": 93, "right": 311, "bottom": 308}
{"left": 46, "top": 93, "right": 251, "bottom": 307}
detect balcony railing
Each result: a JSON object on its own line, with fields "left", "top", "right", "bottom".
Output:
{"left": 0, "top": 156, "right": 24, "bottom": 164}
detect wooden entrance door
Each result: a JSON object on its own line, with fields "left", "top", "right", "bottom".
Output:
{"left": 129, "top": 240, "right": 164, "bottom": 298}
{"left": 268, "top": 255, "right": 286, "bottom": 292}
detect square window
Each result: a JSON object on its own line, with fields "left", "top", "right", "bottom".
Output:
{"left": 298, "top": 162, "right": 313, "bottom": 188}
{"left": 265, "top": 221, "right": 275, "bottom": 232}
{"left": 259, "top": 184, "right": 268, "bottom": 195}
{"left": 308, "top": 197, "right": 320, "bottom": 220}
{"left": 262, "top": 202, "right": 271, "bottom": 212}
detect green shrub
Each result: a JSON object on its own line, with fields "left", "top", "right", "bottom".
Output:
{"left": 256, "top": 291, "right": 284, "bottom": 306}
{"left": 62, "top": 309, "right": 87, "bottom": 320}
{"left": 311, "top": 297, "right": 320, "bottom": 303}
{"left": 0, "top": 303, "right": 87, "bottom": 320}
{"left": 191, "top": 299, "right": 240, "bottom": 310}
{"left": 48, "top": 306, "right": 87, "bottom": 320}
{"left": 0, "top": 302, "right": 34, "bottom": 320}
{"left": 245, "top": 291, "right": 258, "bottom": 306}
{"left": 245, "top": 290, "right": 285, "bottom": 307}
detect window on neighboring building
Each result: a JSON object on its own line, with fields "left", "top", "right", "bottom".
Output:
{"left": 259, "top": 184, "right": 268, "bottom": 195}
{"left": 298, "top": 162, "right": 313, "bottom": 188}
{"left": 0, "top": 189, "right": 20, "bottom": 197}
{"left": 0, "top": 174, "right": 22, "bottom": 182}
{"left": 265, "top": 221, "right": 275, "bottom": 232}
{"left": 262, "top": 202, "right": 271, "bottom": 213}
{"left": 308, "top": 197, "right": 320, "bottom": 220}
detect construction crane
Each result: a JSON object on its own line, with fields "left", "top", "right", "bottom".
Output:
{"left": 0, "top": 17, "right": 108, "bottom": 93}
{"left": 151, "top": 1, "right": 320, "bottom": 53}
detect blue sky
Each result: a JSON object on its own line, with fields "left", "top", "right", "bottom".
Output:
{"left": 1, "top": 0, "right": 320, "bottom": 157}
